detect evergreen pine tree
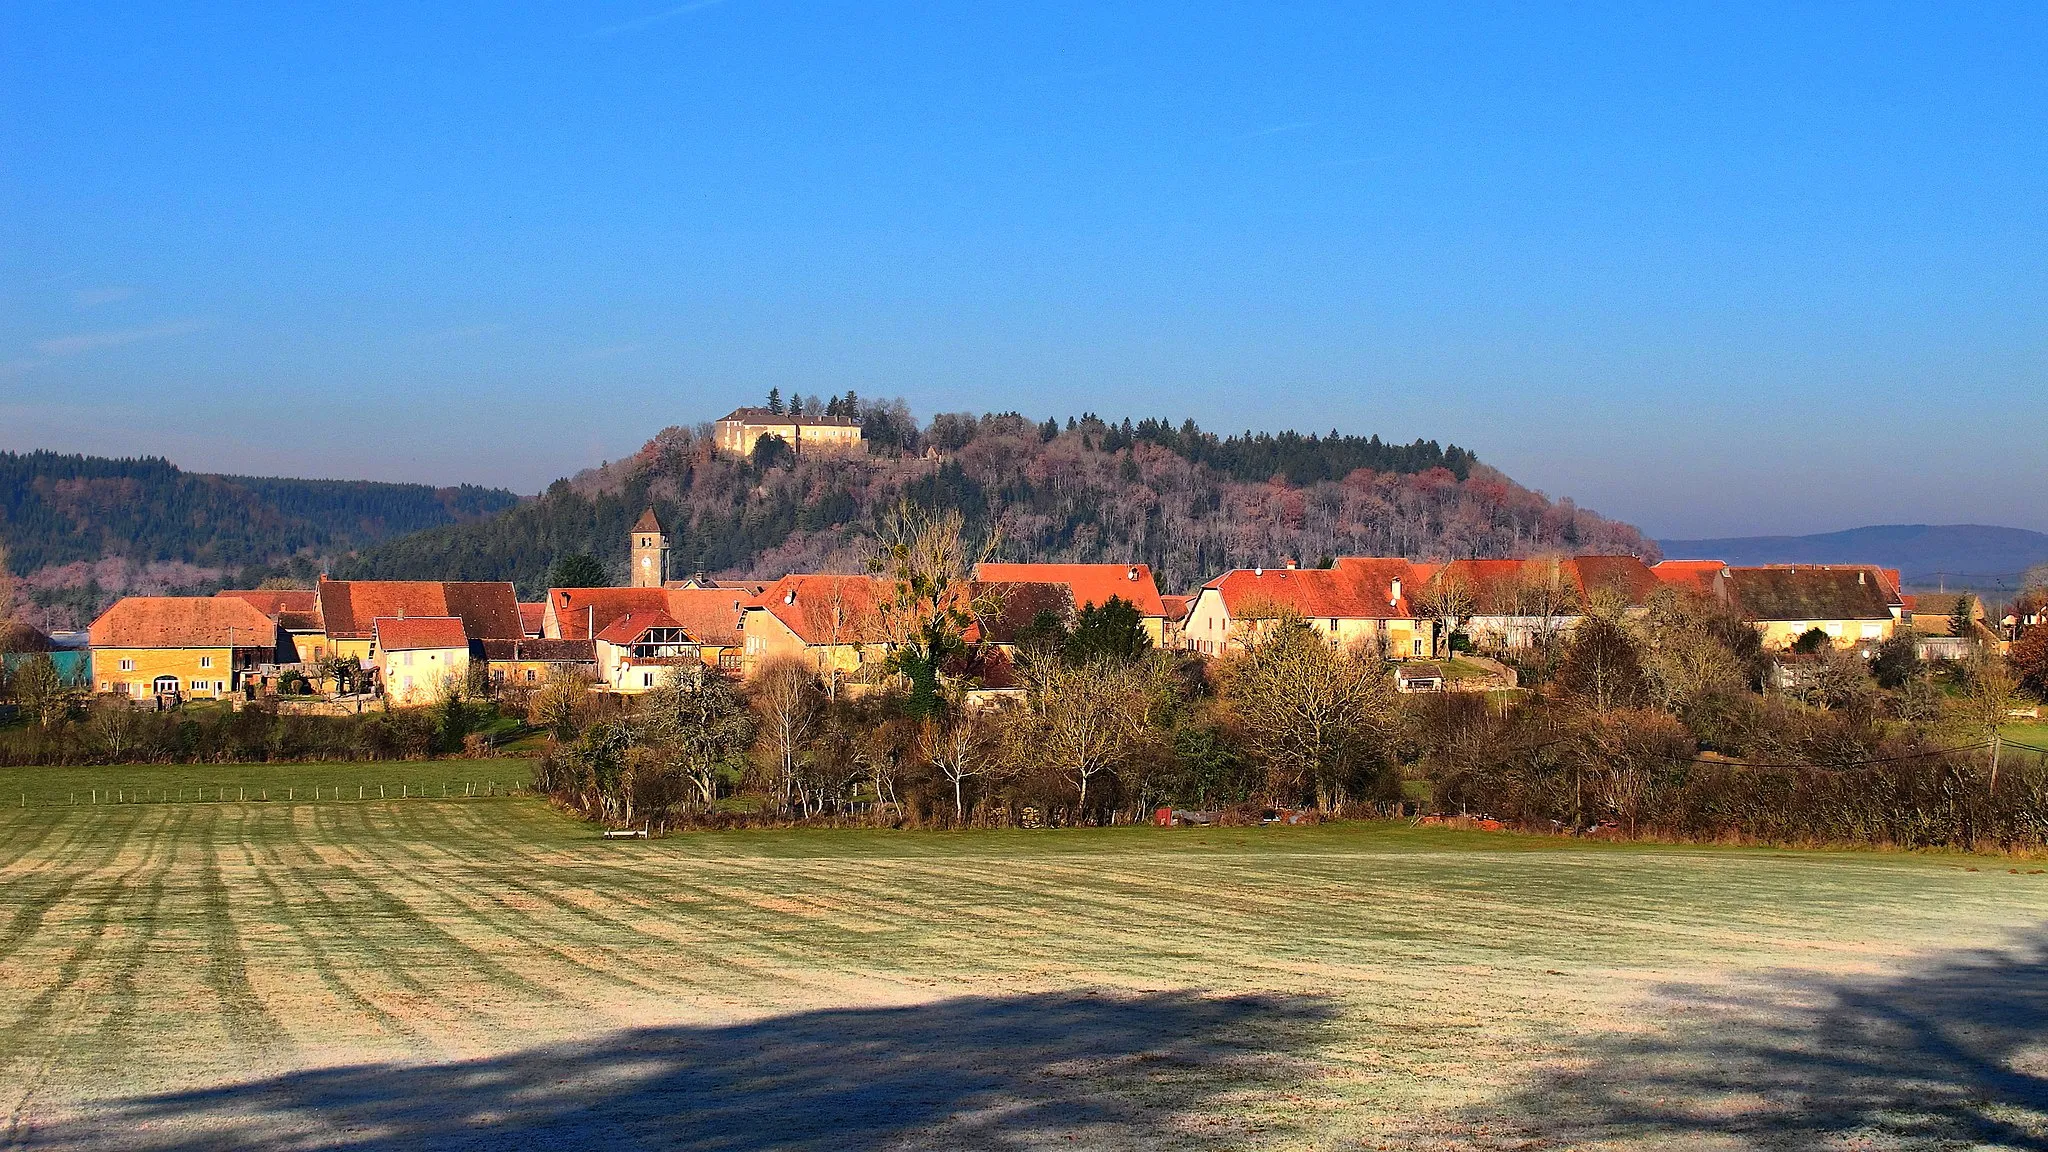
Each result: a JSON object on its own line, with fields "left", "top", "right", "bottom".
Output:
{"left": 767, "top": 388, "right": 783, "bottom": 414}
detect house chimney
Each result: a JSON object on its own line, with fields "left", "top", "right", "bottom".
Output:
{"left": 1127, "top": 566, "right": 1139, "bottom": 581}
{"left": 1390, "top": 577, "right": 1401, "bottom": 606}
{"left": 1284, "top": 558, "right": 1297, "bottom": 570}
{"left": 1858, "top": 571, "right": 1866, "bottom": 584}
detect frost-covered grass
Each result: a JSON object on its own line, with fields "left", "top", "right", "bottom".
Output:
{"left": 3, "top": 769, "right": 2046, "bottom": 1149}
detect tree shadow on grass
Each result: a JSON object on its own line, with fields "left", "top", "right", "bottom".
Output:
{"left": 33, "top": 990, "right": 1332, "bottom": 1151}
{"left": 1465, "top": 930, "right": 2048, "bottom": 1150}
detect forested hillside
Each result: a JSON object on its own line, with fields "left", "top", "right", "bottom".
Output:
{"left": 0, "top": 451, "right": 519, "bottom": 625}
{"left": 342, "top": 404, "right": 1652, "bottom": 595}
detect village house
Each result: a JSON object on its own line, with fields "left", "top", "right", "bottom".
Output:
{"left": 1426, "top": 555, "right": 1659, "bottom": 651}
{"left": 713, "top": 408, "right": 864, "bottom": 457}
{"left": 739, "top": 573, "right": 890, "bottom": 681}
{"left": 1724, "top": 565, "right": 1903, "bottom": 652}
{"left": 478, "top": 638, "right": 599, "bottom": 691}
{"left": 89, "top": 596, "right": 280, "bottom": 701}
{"left": 1182, "top": 558, "right": 1429, "bottom": 657}
{"left": 373, "top": 617, "right": 471, "bottom": 707}
{"left": 541, "top": 586, "right": 749, "bottom": 674}
{"left": 1901, "top": 591, "right": 1990, "bottom": 660}
{"left": 215, "top": 589, "right": 326, "bottom": 662}
{"left": 974, "top": 563, "right": 1171, "bottom": 645}
{"left": 315, "top": 578, "right": 526, "bottom": 664}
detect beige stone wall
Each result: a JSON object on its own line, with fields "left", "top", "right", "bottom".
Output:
{"left": 714, "top": 419, "right": 864, "bottom": 457}
{"left": 1756, "top": 618, "right": 1894, "bottom": 650}
{"left": 377, "top": 646, "right": 468, "bottom": 707}
{"left": 93, "top": 647, "right": 245, "bottom": 698}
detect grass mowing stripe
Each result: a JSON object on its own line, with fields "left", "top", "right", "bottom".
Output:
{"left": 197, "top": 806, "right": 291, "bottom": 1055}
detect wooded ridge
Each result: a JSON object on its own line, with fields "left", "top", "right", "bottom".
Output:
{"left": 341, "top": 405, "right": 1653, "bottom": 596}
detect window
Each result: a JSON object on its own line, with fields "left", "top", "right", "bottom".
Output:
{"left": 215, "top": 681, "right": 225, "bottom": 692}
{"left": 526, "top": 669, "right": 538, "bottom": 682}
{"left": 1824, "top": 623, "right": 1844, "bottom": 637}
{"left": 190, "top": 679, "right": 206, "bottom": 692}
{"left": 119, "top": 658, "right": 135, "bottom": 671}
{"left": 199, "top": 655, "right": 213, "bottom": 669}
{"left": 1860, "top": 623, "right": 1884, "bottom": 639}
{"left": 1412, "top": 638, "right": 1424, "bottom": 656}
{"left": 642, "top": 671, "right": 655, "bottom": 687}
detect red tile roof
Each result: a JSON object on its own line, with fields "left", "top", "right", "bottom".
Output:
{"left": 91, "top": 597, "right": 278, "bottom": 649}
{"left": 1205, "top": 560, "right": 1418, "bottom": 621}
{"left": 1160, "top": 595, "right": 1191, "bottom": 623}
{"left": 518, "top": 602, "right": 546, "bottom": 637}
{"left": 318, "top": 580, "right": 523, "bottom": 640}
{"left": 745, "top": 574, "right": 889, "bottom": 644}
{"left": 547, "top": 588, "right": 671, "bottom": 640}
{"left": 661, "top": 589, "right": 749, "bottom": 647}
{"left": 633, "top": 507, "right": 665, "bottom": 533}
{"left": 1428, "top": 556, "right": 1658, "bottom": 614}
{"left": 546, "top": 587, "right": 746, "bottom": 644}
{"left": 974, "top": 563, "right": 1167, "bottom": 618}
{"left": 594, "top": 609, "right": 684, "bottom": 646}
{"left": 374, "top": 616, "right": 469, "bottom": 651}
{"left": 216, "top": 589, "right": 319, "bottom": 620}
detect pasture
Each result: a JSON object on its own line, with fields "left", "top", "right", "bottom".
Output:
{"left": 2, "top": 764, "right": 2046, "bottom": 1150}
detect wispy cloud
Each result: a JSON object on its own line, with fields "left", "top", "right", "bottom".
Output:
{"left": 1221, "top": 120, "right": 1317, "bottom": 145}
{"left": 585, "top": 0, "right": 725, "bottom": 39}
{"left": 72, "top": 286, "right": 135, "bottom": 309}
{"left": 418, "top": 323, "right": 504, "bottom": 342}
{"left": 33, "top": 320, "right": 204, "bottom": 358}
{"left": 1, "top": 320, "right": 205, "bottom": 379}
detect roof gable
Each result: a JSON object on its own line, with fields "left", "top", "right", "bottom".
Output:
{"left": 745, "top": 574, "right": 888, "bottom": 644}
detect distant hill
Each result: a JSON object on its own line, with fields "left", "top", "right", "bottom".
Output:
{"left": 0, "top": 451, "right": 521, "bottom": 625}
{"left": 341, "top": 406, "right": 1655, "bottom": 597}
{"left": 1658, "top": 524, "right": 2048, "bottom": 591}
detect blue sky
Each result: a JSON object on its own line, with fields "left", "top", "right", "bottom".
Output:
{"left": 2, "top": 3, "right": 2043, "bottom": 538}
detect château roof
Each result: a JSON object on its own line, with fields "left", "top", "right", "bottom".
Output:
{"left": 718, "top": 408, "right": 861, "bottom": 428}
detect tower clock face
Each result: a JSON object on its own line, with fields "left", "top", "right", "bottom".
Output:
{"left": 642, "top": 557, "right": 651, "bottom": 567}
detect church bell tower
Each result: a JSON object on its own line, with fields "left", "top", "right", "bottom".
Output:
{"left": 630, "top": 507, "right": 668, "bottom": 588}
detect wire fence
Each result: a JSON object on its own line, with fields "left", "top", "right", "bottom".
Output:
{"left": 12, "top": 779, "right": 529, "bottom": 809}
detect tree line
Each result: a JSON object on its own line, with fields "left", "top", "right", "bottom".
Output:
{"left": 537, "top": 514, "right": 2048, "bottom": 851}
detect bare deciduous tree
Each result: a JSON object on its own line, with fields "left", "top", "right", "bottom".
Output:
{"left": 1221, "top": 615, "right": 1398, "bottom": 812}
{"left": 1022, "top": 658, "right": 1156, "bottom": 819}
{"left": 870, "top": 502, "right": 1000, "bottom": 716}
{"left": 753, "top": 657, "right": 825, "bottom": 816}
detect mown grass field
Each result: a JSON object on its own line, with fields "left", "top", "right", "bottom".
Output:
{"left": 3, "top": 764, "right": 2047, "bottom": 1150}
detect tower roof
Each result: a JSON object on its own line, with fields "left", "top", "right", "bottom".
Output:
{"left": 633, "top": 507, "right": 664, "bottom": 534}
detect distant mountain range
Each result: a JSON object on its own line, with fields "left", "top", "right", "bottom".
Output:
{"left": 1658, "top": 524, "right": 2048, "bottom": 590}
